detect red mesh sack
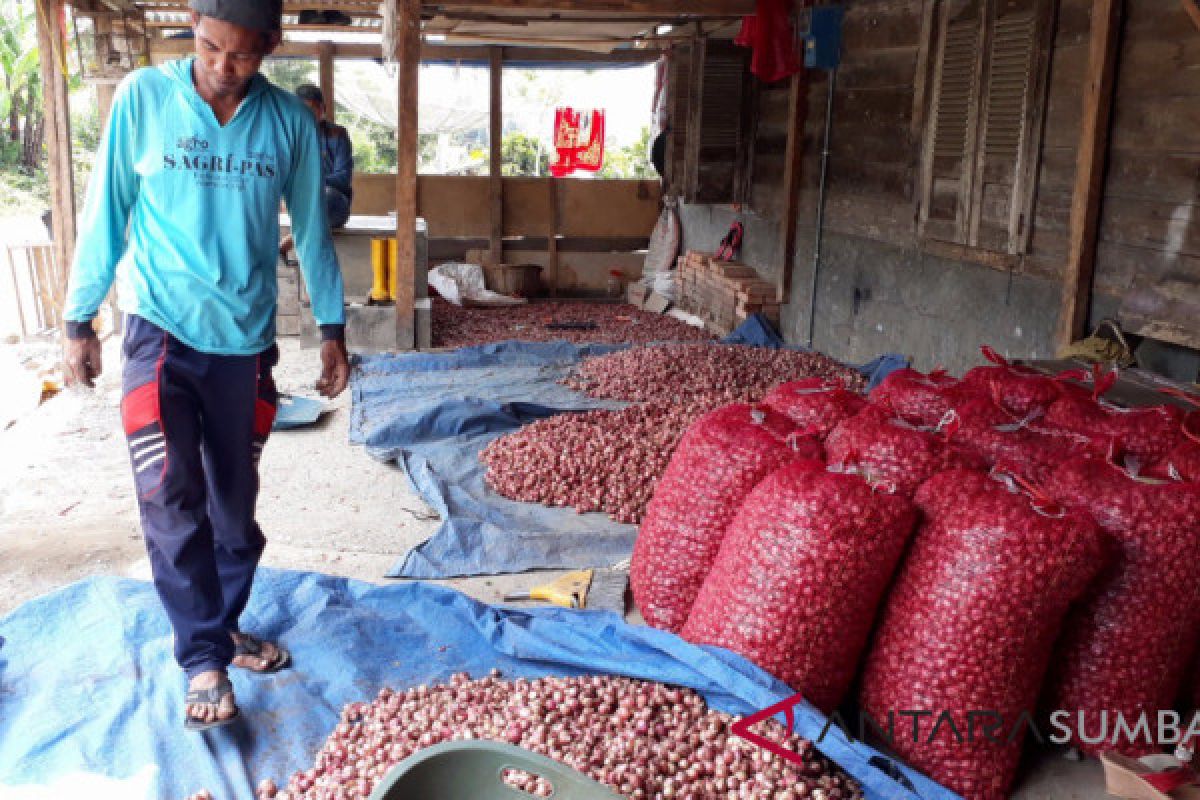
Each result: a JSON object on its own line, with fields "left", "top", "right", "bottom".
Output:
{"left": 1043, "top": 455, "right": 1200, "bottom": 756}
{"left": 947, "top": 395, "right": 1098, "bottom": 483}
{"left": 681, "top": 461, "right": 916, "bottom": 712}
{"left": 1149, "top": 396, "right": 1200, "bottom": 483}
{"left": 869, "top": 367, "right": 981, "bottom": 427}
{"left": 631, "top": 404, "right": 815, "bottom": 632}
{"left": 824, "top": 405, "right": 984, "bottom": 496}
{"left": 961, "top": 346, "right": 1067, "bottom": 417}
{"left": 860, "top": 468, "right": 1103, "bottom": 799}
{"left": 761, "top": 377, "right": 867, "bottom": 439}
{"left": 1153, "top": 425, "right": 1200, "bottom": 484}
{"left": 1045, "top": 370, "right": 1183, "bottom": 468}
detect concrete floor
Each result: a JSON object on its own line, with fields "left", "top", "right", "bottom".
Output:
{"left": 0, "top": 337, "right": 1108, "bottom": 798}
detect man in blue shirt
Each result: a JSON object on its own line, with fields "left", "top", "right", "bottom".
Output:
{"left": 279, "top": 83, "right": 354, "bottom": 264}
{"left": 62, "top": 0, "right": 349, "bottom": 731}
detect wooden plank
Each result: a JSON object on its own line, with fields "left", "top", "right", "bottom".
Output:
{"left": 393, "top": 0, "right": 420, "bottom": 349}
{"left": 547, "top": 179, "right": 560, "bottom": 297}
{"left": 488, "top": 46, "right": 503, "bottom": 265}
{"left": 682, "top": 30, "right": 705, "bottom": 202}
{"left": 778, "top": 69, "right": 808, "bottom": 304}
{"left": 1055, "top": 0, "right": 1123, "bottom": 351}
{"left": 426, "top": 0, "right": 756, "bottom": 13}
{"left": 318, "top": 40, "right": 335, "bottom": 122}
{"left": 150, "top": 38, "right": 660, "bottom": 63}
{"left": 36, "top": 0, "right": 77, "bottom": 287}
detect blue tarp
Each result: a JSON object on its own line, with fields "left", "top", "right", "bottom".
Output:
{"left": 0, "top": 569, "right": 957, "bottom": 800}
{"left": 351, "top": 342, "right": 637, "bottom": 578}
{"left": 350, "top": 332, "right": 909, "bottom": 579}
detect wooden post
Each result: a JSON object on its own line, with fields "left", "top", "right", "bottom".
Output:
{"left": 35, "top": 0, "right": 76, "bottom": 279}
{"left": 488, "top": 46, "right": 504, "bottom": 266}
{"left": 318, "top": 40, "right": 335, "bottom": 122}
{"left": 777, "top": 70, "right": 808, "bottom": 304}
{"left": 1055, "top": 0, "right": 1123, "bottom": 351}
{"left": 393, "top": 0, "right": 420, "bottom": 349}
{"left": 547, "top": 179, "right": 559, "bottom": 297}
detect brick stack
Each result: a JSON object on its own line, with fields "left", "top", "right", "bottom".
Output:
{"left": 674, "top": 251, "right": 781, "bottom": 336}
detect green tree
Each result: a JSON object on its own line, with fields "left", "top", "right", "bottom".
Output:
{"left": 501, "top": 131, "right": 547, "bottom": 176}
{"left": 0, "top": 0, "right": 43, "bottom": 168}
{"left": 598, "top": 125, "right": 652, "bottom": 180}
{"left": 261, "top": 58, "right": 317, "bottom": 92}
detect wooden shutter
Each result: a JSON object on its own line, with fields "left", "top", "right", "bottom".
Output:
{"left": 969, "top": 0, "right": 1053, "bottom": 253}
{"left": 665, "top": 43, "right": 694, "bottom": 196}
{"left": 920, "top": 0, "right": 985, "bottom": 244}
{"left": 684, "top": 40, "right": 752, "bottom": 204}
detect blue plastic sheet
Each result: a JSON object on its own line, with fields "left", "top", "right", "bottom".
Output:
{"left": 722, "top": 314, "right": 908, "bottom": 391}
{"left": 0, "top": 569, "right": 957, "bottom": 800}
{"left": 273, "top": 394, "right": 328, "bottom": 431}
{"left": 351, "top": 336, "right": 908, "bottom": 578}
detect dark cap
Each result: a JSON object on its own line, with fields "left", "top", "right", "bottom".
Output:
{"left": 295, "top": 84, "right": 325, "bottom": 105}
{"left": 189, "top": 0, "right": 283, "bottom": 33}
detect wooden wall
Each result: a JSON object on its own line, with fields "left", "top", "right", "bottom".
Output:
{"left": 720, "top": 0, "right": 1199, "bottom": 355}
{"left": 350, "top": 174, "right": 660, "bottom": 240}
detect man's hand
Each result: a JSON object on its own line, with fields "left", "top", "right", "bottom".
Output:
{"left": 63, "top": 333, "right": 104, "bottom": 389}
{"left": 316, "top": 338, "right": 350, "bottom": 398}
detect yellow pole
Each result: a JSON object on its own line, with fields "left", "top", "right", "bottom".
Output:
{"left": 370, "top": 238, "right": 391, "bottom": 303}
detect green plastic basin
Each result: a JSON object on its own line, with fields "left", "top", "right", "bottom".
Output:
{"left": 367, "top": 740, "right": 623, "bottom": 800}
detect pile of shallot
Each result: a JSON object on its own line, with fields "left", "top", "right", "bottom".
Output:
{"left": 563, "top": 344, "right": 865, "bottom": 404}
{"left": 484, "top": 344, "right": 862, "bottom": 523}
{"left": 188, "top": 673, "right": 863, "bottom": 800}
{"left": 433, "top": 298, "right": 714, "bottom": 349}
{"left": 481, "top": 399, "right": 726, "bottom": 524}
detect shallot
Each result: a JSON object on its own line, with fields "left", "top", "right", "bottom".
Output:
{"left": 193, "top": 672, "right": 864, "bottom": 800}
{"left": 433, "top": 297, "right": 714, "bottom": 349}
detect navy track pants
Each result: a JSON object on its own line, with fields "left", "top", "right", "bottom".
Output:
{"left": 121, "top": 315, "right": 278, "bottom": 678}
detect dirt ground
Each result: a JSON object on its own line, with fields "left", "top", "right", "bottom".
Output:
{"left": 0, "top": 336, "right": 549, "bottom": 618}
{"left": 0, "top": 335, "right": 1107, "bottom": 797}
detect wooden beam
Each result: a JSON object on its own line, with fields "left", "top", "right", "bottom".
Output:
{"left": 1055, "top": 0, "right": 1123, "bottom": 351}
{"left": 36, "top": 0, "right": 77, "bottom": 283}
{"left": 317, "top": 40, "right": 335, "bottom": 121}
{"left": 150, "top": 37, "right": 659, "bottom": 63}
{"left": 778, "top": 69, "right": 808, "bottom": 304}
{"left": 547, "top": 179, "right": 559, "bottom": 296}
{"left": 488, "top": 46, "right": 504, "bottom": 265}
{"left": 1184, "top": 0, "right": 1200, "bottom": 31}
{"left": 394, "top": 0, "right": 420, "bottom": 349}
{"left": 425, "top": 0, "right": 756, "bottom": 14}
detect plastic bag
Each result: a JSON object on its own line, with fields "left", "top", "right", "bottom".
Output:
{"left": 630, "top": 404, "right": 814, "bottom": 632}
{"left": 682, "top": 460, "right": 915, "bottom": 712}
{"left": 1044, "top": 455, "right": 1200, "bottom": 756}
{"left": 860, "top": 468, "right": 1103, "bottom": 799}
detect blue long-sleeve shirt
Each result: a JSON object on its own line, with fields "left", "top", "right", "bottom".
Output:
{"left": 64, "top": 57, "right": 346, "bottom": 355}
